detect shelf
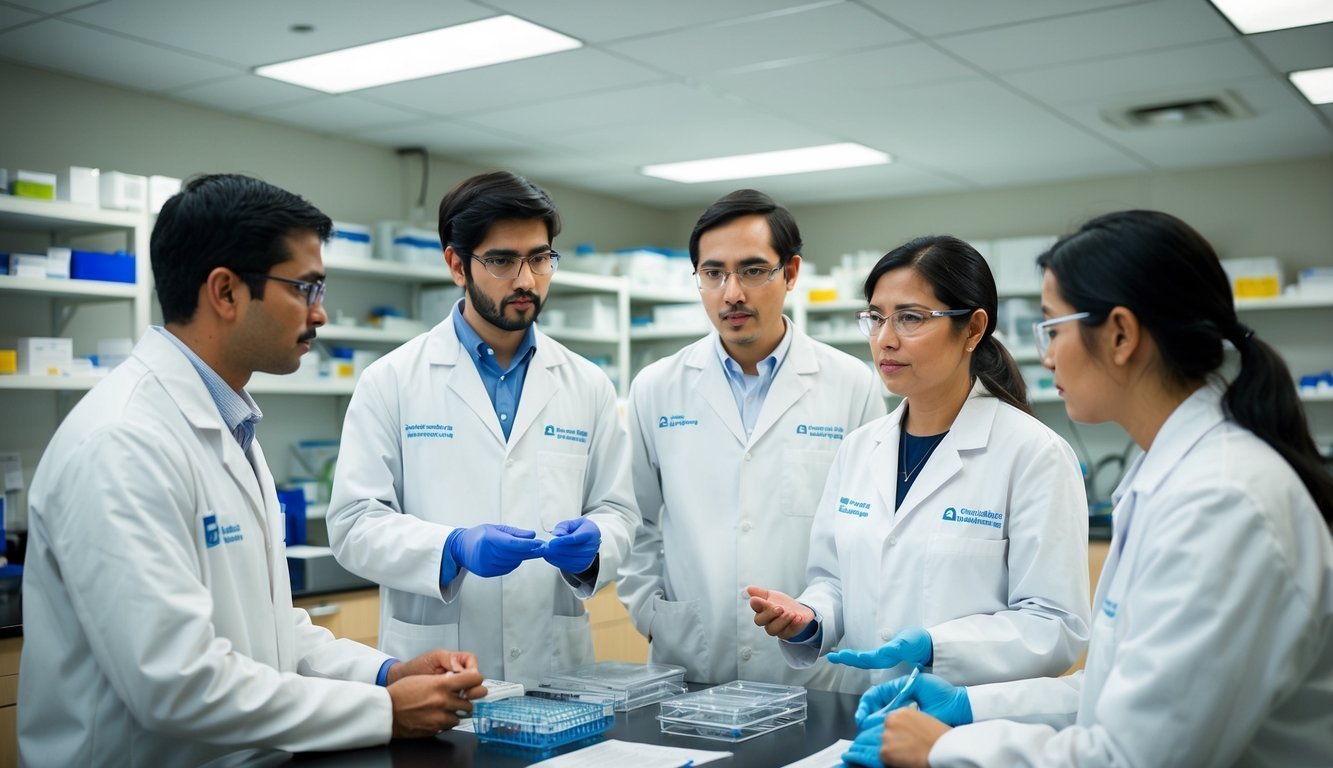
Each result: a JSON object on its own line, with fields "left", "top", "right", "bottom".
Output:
{"left": 0, "top": 195, "right": 145, "bottom": 232}
{"left": 810, "top": 332, "right": 866, "bottom": 345}
{"left": 0, "top": 274, "right": 138, "bottom": 300}
{"left": 246, "top": 374, "right": 357, "bottom": 395}
{"left": 1301, "top": 390, "right": 1333, "bottom": 403}
{"left": 322, "top": 255, "right": 454, "bottom": 284}
{"left": 0, "top": 374, "right": 103, "bottom": 391}
{"left": 628, "top": 286, "right": 699, "bottom": 304}
{"left": 541, "top": 327, "right": 620, "bottom": 344}
{"left": 804, "top": 299, "right": 864, "bottom": 314}
{"left": 317, "top": 325, "right": 420, "bottom": 345}
{"left": 551, "top": 271, "right": 623, "bottom": 293}
{"left": 630, "top": 326, "right": 710, "bottom": 341}
{"left": 1028, "top": 388, "right": 1333, "bottom": 405}
{"left": 1234, "top": 295, "right": 1333, "bottom": 311}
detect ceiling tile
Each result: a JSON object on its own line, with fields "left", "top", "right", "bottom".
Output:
{"left": 605, "top": 2, "right": 911, "bottom": 78}
{"left": 0, "top": 17, "right": 239, "bottom": 91}
{"left": 1005, "top": 39, "right": 1271, "bottom": 106}
{"left": 363, "top": 48, "right": 665, "bottom": 117}
{"left": 353, "top": 118, "right": 540, "bottom": 156}
{"left": 858, "top": 0, "right": 1140, "bottom": 37}
{"left": 254, "top": 95, "right": 429, "bottom": 135}
{"left": 66, "top": 0, "right": 493, "bottom": 68}
{"left": 0, "top": 5, "right": 40, "bottom": 32}
{"left": 481, "top": 0, "right": 816, "bottom": 43}
{"left": 545, "top": 114, "right": 836, "bottom": 166}
{"left": 936, "top": 1, "right": 1235, "bottom": 74}
{"left": 169, "top": 74, "right": 321, "bottom": 112}
{"left": 4, "top": 0, "right": 104, "bottom": 13}
{"left": 1246, "top": 22, "right": 1333, "bottom": 75}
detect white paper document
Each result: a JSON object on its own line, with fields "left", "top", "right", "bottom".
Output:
{"left": 781, "top": 739, "right": 854, "bottom": 767}
{"left": 528, "top": 739, "right": 731, "bottom": 767}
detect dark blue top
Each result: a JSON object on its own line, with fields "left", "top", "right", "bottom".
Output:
{"left": 896, "top": 428, "right": 948, "bottom": 509}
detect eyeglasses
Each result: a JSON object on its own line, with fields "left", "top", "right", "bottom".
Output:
{"left": 694, "top": 264, "right": 784, "bottom": 291}
{"left": 1032, "top": 312, "right": 1091, "bottom": 359}
{"left": 457, "top": 247, "right": 560, "bottom": 279}
{"left": 241, "top": 272, "right": 326, "bottom": 307}
{"left": 855, "top": 307, "right": 975, "bottom": 338}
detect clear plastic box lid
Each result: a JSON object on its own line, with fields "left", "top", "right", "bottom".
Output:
{"left": 540, "top": 661, "right": 687, "bottom": 711}
{"left": 473, "top": 696, "right": 614, "bottom": 749}
{"left": 657, "top": 681, "right": 807, "bottom": 728}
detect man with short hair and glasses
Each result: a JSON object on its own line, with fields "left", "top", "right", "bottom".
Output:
{"left": 20, "top": 174, "right": 487, "bottom": 766}
{"left": 328, "top": 171, "right": 638, "bottom": 687}
{"left": 617, "top": 189, "right": 885, "bottom": 687}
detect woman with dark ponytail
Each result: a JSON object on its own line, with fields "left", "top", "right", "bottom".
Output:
{"left": 750, "top": 235, "right": 1092, "bottom": 704}
{"left": 861, "top": 211, "right": 1333, "bottom": 768}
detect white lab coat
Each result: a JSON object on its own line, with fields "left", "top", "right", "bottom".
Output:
{"left": 617, "top": 329, "right": 885, "bottom": 686}
{"left": 18, "top": 330, "right": 392, "bottom": 767}
{"left": 784, "top": 384, "right": 1092, "bottom": 692}
{"left": 327, "top": 314, "right": 639, "bottom": 687}
{"left": 930, "top": 386, "right": 1333, "bottom": 767}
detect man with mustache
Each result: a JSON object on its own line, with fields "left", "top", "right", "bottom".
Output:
{"left": 328, "top": 171, "right": 638, "bottom": 687}
{"left": 20, "top": 174, "right": 486, "bottom": 766}
{"left": 618, "top": 189, "right": 885, "bottom": 686}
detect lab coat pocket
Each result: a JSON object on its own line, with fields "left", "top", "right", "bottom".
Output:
{"left": 781, "top": 448, "right": 837, "bottom": 517}
{"left": 381, "top": 617, "right": 460, "bottom": 661}
{"left": 922, "top": 536, "right": 1008, "bottom": 626}
{"left": 549, "top": 613, "right": 595, "bottom": 673}
{"left": 647, "top": 596, "right": 710, "bottom": 673}
{"left": 538, "top": 450, "right": 588, "bottom": 533}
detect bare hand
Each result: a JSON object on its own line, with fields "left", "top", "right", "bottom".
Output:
{"left": 746, "top": 585, "right": 814, "bottom": 640}
{"left": 882, "top": 708, "right": 951, "bottom": 768}
{"left": 385, "top": 649, "right": 479, "bottom": 685}
{"left": 387, "top": 669, "right": 487, "bottom": 738}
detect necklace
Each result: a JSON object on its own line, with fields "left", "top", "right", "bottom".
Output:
{"left": 899, "top": 425, "right": 947, "bottom": 484}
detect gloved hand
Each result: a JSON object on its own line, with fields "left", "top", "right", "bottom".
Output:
{"left": 854, "top": 672, "right": 972, "bottom": 729}
{"left": 445, "top": 524, "right": 545, "bottom": 578}
{"left": 841, "top": 719, "right": 885, "bottom": 767}
{"left": 829, "top": 626, "right": 932, "bottom": 670}
{"left": 541, "top": 517, "right": 601, "bottom": 573}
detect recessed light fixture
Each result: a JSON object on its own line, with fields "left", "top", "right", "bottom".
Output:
{"left": 255, "top": 15, "right": 581, "bottom": 93}
{"left": 1290, "top": 66, "right": 1333, "bottom": 105}
{"left": 1207, "top": 0, "right": 1333, "bottom": 33}
{"left": 641, "top": 143, "right": 890, "bottom": 184}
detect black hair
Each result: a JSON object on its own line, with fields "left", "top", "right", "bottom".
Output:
{"left": 863, "top": 235, "right": 1031, "bottom": 415}
{"left": 151, "top": 173, "right": 331, "bottom": 324}
{"left": 437, "top": 171, "right": 561, "bottom": 281}
{"left": 1037, "top": 209, "right": 1332, "bottom": 526}
{"left": 688, "top": 189, "right": 801, "bottom": 268}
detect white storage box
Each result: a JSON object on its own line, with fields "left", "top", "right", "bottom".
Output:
{"left": 327, "top": 221, "right": 372, "bottom": 261}
{"left": 651, "top": 303, "right": 707, "bottom": 332}
{"left": 544, "top": 295, "right": 618, "bottom": 334}
{"left": 57, "top": 166, "right": 100, "bottom": 207}
{"left": 148, "top": 175, "right": 181, "bottom": 213}
{"left": 984, "top": 236, "right": 1056, "bottom": 296}
{"left": 18, "top": 337, "right": 73, "bottom": 376}
{"left": 1221, "top": 257, "right": 1283, "bottom": 299}
{"left": 99, "top": 171, "right": 147, "bottom": 212}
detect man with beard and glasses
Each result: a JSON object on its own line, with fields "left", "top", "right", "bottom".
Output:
{"left": 20, "top": 174, "right": 487, "bottom": 767}
{"left": 328, "top": 171, "right": 639, "bottom": 687}
{"left": 617, "top": 189, "right": 885, "bottom": 687}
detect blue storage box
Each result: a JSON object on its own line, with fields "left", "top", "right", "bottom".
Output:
{"left": 71, "top": 250, "right": 135, "bottom": 283}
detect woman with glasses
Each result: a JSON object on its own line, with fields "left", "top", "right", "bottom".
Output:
{"left": 750, "top": 234, "right": 1091, "bottom": 698}
{"left": 855, "top": 211, "right": 1333, "bottom": 768}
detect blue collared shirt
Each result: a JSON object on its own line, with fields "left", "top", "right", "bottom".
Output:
{"left": 714, "top": 316, "right": 794, "bottom": 440}
{"left": 154, "top": 326, "right": 262, "bottom": 451}
{"left": 451, "top": 300, "right": 537, "bottom": 441}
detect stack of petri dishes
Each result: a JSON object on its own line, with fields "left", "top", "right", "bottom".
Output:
{"left": 657, "top": 681, "right": 807, "bottom": 742}
{"left": 532, "top": 661, "right": 688, "bottom": 711}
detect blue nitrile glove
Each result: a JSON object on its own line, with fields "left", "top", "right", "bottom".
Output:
{"left": 854, "top": 672, "right": 973, "bottom": 729}
{"left": 828, "top": 626, "right": 932, "bottom": 670}
{"left": 842, "top": 720, "right": 885, "bottom": 767}
{"left": 445, "top": 524, "right": 545, "bottom": 578}
{"left": 541, "top": 517, "right": 601, "bottom": 573}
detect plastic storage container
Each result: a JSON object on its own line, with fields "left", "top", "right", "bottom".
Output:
{"left": 658, "top": 681, "right": 807, "bottom": 742}
{"left": 536, "top": 661, "right": 686, "bottom": 711}
{"left": 473, "top": 696, "right": 614, "bottom": 750}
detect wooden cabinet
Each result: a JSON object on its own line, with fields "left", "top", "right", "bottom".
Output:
{"left": 0, "top": 636, "right": 20, "bottom": 768}
{"left": 587, "top": 584, "right": 648, "bottom": 664}
{"left": 292, "top": 589, "right": 380, "bottom": 648}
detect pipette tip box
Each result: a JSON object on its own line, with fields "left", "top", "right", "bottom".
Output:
{"left": 657, "top": 680, "right": 807, "bottom": 742}
{"left": 473, "top": 696, "right": 613, "bottom": 750}
{"left": 535, "top": 660, "right": 686, "bottom": 711}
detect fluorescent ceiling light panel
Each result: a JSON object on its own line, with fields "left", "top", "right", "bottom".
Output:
{"left": 254, "top": 15, "right": 581, "bottom": 93}
{"left": 642, "top": 143, "right": 890, "bottom": 183}
{"left": 1290, "top": 67, "right": 1333, "bottom": 104}
{"left": 1207, "top": 0, "right": 1333, "bottom": 33}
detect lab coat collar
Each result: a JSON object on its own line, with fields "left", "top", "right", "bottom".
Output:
{"left": 425, "top": 314, "right": 565, "bottom": 450}
{"left": 1118, "top": 384, "right": 1226, "bottom": 502}
{"left": 684, "top": 335, "right": 747, "bottom": 446}
{"left": 871, "top": 380, "right": 999, "bottom": 529}
{"left": 746, "top": 327, "right": 821, "bottom": 447}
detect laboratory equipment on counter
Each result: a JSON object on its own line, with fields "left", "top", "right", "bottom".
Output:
{"left": 473, "top": 696, "right": 614, "bottom": 750}
{"left": 658, "top": 681, "right": 807, "bottom": 742}
{"left": 535, "top": 661, "right": 686, "bottom": 711}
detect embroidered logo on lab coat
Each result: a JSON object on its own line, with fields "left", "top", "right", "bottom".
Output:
{"left": 203, "top": 515, "right": 220, "bottom": 548}
{"left": 838, "top": 496, "right": 871, "bottom": 518}
{"left": 657, "top": 414, "right": 699, "bottom": 429}
{"left": 545, "top": 424, "right": 588, "bottom": 443}
{"left": 942, "top": 506, "right": 1003, "bottom": 529}
{"left": 795, "top": 424, "right": 845, "bottom": 440}
{"left": 404, "top": 423, "right": 454, "bottom": 439}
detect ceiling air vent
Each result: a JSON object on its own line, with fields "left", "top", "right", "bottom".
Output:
{"left": 1101, "top": 91, "right": 1254, "bottom": 129}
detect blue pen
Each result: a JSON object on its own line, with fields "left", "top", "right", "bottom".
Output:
{"left": 862, "top": 665, "right": 921, "bottom": 725}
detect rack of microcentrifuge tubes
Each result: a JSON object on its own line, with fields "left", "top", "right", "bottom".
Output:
{"left": 472, "top": 696, "right": 614, "bottom": 750}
